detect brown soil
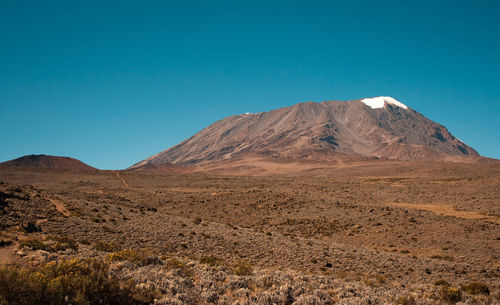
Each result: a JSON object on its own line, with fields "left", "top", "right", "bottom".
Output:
{"left": 391, "top": 203, "right": 500, "bottom": 224}
{"left": 0, "top": 163, "right": 499, "bottom": 304}
{"left": 0, "top": 247, "right": 17, "bottom": 264}
{"left": 189, "top": 153, "right": 500, "bottom": 177}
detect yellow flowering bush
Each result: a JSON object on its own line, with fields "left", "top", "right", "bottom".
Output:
{"left": 0, "top": 258, "right": 152, "bottom": 305}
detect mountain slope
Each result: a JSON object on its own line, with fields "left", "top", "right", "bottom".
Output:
{"left": 0, "top": 154, "right": 97, "bottom": 171}
{"left": 128, "top": 161, "right": 190, "bottom": 173}
{"left": 131, "top": 97, "right": 479, "bottom": 168}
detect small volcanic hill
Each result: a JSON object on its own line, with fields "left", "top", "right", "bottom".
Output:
{"left": 0, "top": 154, "right": 96, "bottom": 171}
{"left": 130, "top": 97, "right": 479, "bottom": 169}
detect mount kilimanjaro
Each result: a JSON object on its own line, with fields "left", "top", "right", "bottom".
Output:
{"left": 130, "top": 97, "right": 479, "bottom": 170}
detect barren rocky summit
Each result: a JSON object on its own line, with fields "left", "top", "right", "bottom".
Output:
{"left": 131, "top": 97, "right": 478, "bottom": 169}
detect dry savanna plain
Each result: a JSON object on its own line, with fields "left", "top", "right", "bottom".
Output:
{"left": 0, "top": 161, "right": 499, "bottom": 304}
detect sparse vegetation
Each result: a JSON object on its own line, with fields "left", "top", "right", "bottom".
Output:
{"left": 1, "top": 167, "right": 499, "bottom": 304}
{"left": 79, "top": 238, "right": 91, "bottom": 245}
{"left": 164, "top": 257, "right": 185, "bottom": 269}
{"left": 0, "top": 258, "right": 152, "bottom": 305}
{"left": 434, "top": 279, "right": 450, "bottom": 286}
{"left": 161, "top": 257, "right": 194, "bottom": 277}
{"left": 18, "top": 235, "right": 78, "bottom": 252}
{"left": 461, "top": 282, "right": 490, "bottom": 295}
{"left": 395, "top": 295, "right": 416, "bottom": 305}
{"left": 363, "top": 274, "right": 387, "bottom": 288}
{"left": 108, "top": 248, "right": 161, "bottom": 266}
{"left": 440, "top": 286, "right": 462, "bottom": 304}
{"left": 234, "top": 261, "right": 253, "bottom": 276}
{"left": 18, "top": 238, "right": 51, "bottom": 252}
{"left": 48, "top": 235, "right": 78, "bottom": 251}
{"left": 21, "top": 221, "right": 41, "bottom": 233}
{"left": 199, "top": 255, "right": 221, "bottom": 266}
{"left": 92, "top": 241, "right": 119, "bottom": 252}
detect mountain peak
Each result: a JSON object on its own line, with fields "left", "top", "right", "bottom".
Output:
{"left": 130, "top": 97, "right": 478, "bottom": 169}
{"left": 361, "top": 96, "right": 408, "bottom": 109}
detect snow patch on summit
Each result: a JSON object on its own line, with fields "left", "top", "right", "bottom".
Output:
{"left": 361, "top": 96, "right": 408, "bottom": 110}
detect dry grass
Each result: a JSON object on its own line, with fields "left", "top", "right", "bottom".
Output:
{"left": 0, "top": 167, "right": 499, "bottom": 304}
{"left": 461, "top": 282, "right": 490, "bottom": 295}
{"left": 108, "top": 248, "right": 161, "bottom": 266}
{"left": 234, "top": 261, "right": 253, "bottom": 276}
{"left": 0, "top": 258, "right": 152, "bottom": 305}
{"left": 92, "top": 241, "right": 120, "bottom": 252}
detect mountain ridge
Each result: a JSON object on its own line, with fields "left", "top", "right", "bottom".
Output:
{"left": 130, "top": 97, "right": 479, "bottom": 169}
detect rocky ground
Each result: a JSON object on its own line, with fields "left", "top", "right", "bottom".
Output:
{"left": 0, "top": 166, "right": 499, "bottom": 304}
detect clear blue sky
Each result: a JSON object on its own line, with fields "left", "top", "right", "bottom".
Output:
{"left": 1, "top": 0, "right": 499, "bottom": 169}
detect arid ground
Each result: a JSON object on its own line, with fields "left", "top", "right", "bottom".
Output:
{"left": 0, "top": 162, "right": 499, "bottom": 304}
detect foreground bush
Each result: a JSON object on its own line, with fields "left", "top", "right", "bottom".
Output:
{"left": 0, "top": 259, "right": 151, "bottom": 305}
{"left": 440, "top": 286, "right": 462, "bottom": 304}
{"left": 18, "top": 238, "right": 51, "bottom": 252}
{"left": 234, "top": 261, "right": 253, "bottom": 276}
{"left": 92, "top": 241, "right": 120, "bottom": 252}
{"left": 199, "top": 255, "right": 221, "bottom": 266}
{"left": 18, "top": 235, "right": 78, "bottom": 253}
{"left": 461, "top": 282, "right": 490, "bottom": 295}
{"left": 49, "top": 235, "right": 78, "bottom": 252}
{"left": 395, "top": 295, "right": 416, "bottom": 305}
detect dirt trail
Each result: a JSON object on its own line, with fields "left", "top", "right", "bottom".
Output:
{"left": 115, "top": 171, "right": 129, "bottom": 188}
{"left": 46, "top": 197, "right": 71, "bottom": 217}
{"left": 0, "top": 247, "right": 17, "bottom": 265}
{"left": 26, "top": 189, "right": 71, "bottom": 217}
{"left": 391, "top": 203, "right": 500, "bottom": 224}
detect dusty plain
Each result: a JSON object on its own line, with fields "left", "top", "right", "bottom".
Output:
{"left": 0, "top": 161, "right": 499, "bottom": 304}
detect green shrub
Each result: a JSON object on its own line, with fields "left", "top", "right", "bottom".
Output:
{"left": 92, "top": 241, "right": 119, "bottom": 252}
{"left": 163, "top": 257, "right": 193, "bottom": 277}
{"left": 0, "top": 258, "right": 152, "bottom": 305}
{"left": 395, "top": 295, "right": 416, "bottom": 305}
{"left": 199, "top": 255, "right": 221, "bottom": 266}
{"left": 461, "top": 282, "right": 490, "bottom": 295}
{"left": 108, "top": 249, "right": 136, "bottom": 262}
{"left": 164, "top": 257, "right": 185, "bottom": 269}
{"left": 19, "top": 236, "right": 78, "bottom": 253}
{"left": 18, "top": 238, "right": 51, "bottom": 252}
{"left": 440, "top": 286, "right": 462, "bottom": 304}
{"left": 48, "top": 235, "right": 78, "bottom": 252}
{"left": 434, "top": 279, "right": 450, "bottom": 286}
{"left": 376, "top": 275, "right": 386, "bottom": 285}
{"left": 363, "top": 274, "right": 386, "bottom": 288}
{"left": 234, "top": 261, "right": 253, "bottom": 276}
